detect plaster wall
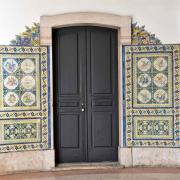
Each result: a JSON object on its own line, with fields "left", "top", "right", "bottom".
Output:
{"left": 0, "top": 0, "right": 179, "bottom": 173}
{"left": 0, "top": 0, "right": 179, "bottom": 44}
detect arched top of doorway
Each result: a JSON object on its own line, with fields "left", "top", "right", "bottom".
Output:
{"left": 40, "top": 12, "right": 132, "bottom": 45}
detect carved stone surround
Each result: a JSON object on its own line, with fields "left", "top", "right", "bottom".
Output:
{"left": 40, "top": 12, "right": 132, "bottom": 164}
{"left": 39, "top": 12, "right": 180, "bottom": 168}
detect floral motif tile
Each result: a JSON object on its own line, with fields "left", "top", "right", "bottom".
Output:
{"left": 123, "top": 45, "right": 180, "bottom": 147}
{"left": 0, "top": 46, "right": 50, "bottom": 152}
{"left": 133, "top": 53, "right": 173, "bottom": 108}
{"left": 0, "top": 54, "right": 40, "bottom": 110}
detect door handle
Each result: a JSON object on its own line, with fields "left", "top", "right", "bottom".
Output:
{"left": 81, "top": 103, "right": 85, "bottom": 112}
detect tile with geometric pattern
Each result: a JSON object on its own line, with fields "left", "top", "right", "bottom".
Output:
{"left": 0, "top": 54, "right": 40, "bottom": 110}
{"left": 133, "top": 116, "right": 173, "bottom": 140}
{"left": 1, "top": 119, "right": 41, "bottom": 144}
{"left": 0, "top": 46, "right": 50, "bottom": 152}
{"left": 133, "top": 52, "right": 173, "bottom": 108}
{"left": 123, "top": 45, "right": 180, "bottom": 147}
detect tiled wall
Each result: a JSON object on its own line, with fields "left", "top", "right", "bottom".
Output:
{"left": 0, "top": 44, "right": 179, "bottom": 153}
{"left": 0, "top": 46, "right": 50, "bottom": 152}
{"left": 123, "top": 44, "right": 180, "bottom": 147}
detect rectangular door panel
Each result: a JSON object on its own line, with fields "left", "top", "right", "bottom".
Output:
{"left": 92, "top": 112, "right": 112, "bottom": 147}
{"left": 60, "top": 114, "right": 80, "bottom": 148}
{"left": 59, "top": 33, "right": 79, "bottom": 95}
{"left": 90, "top": 31, "right": 112, "bottom": 95}
{"left": 87, "top": 27, "right": 118, "bottom": 162}
{"left": 57, "top": 112, "right": 85, "bottom": 162}
{"left": 53, "top": 27, "right": 87, "bottom": 163}
{"left": 53, "top": 26, "right": 118, "bottom": 163}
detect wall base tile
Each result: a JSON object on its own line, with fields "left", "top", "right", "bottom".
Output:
{"left": 132, "top": 148, "right": 180, "bottom": 167}
{"left": 119, "top": 147, "right": 180, "bottom": 167}
{"left": 0, "top": 150, "right": 55, "bottom": 174}
{"left": 118, "top": 147, "right": 133, "bottom": 167}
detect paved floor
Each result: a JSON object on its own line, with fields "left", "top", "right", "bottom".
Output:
{"left": 0, "top": 168, "right": 180, "bottom": 180}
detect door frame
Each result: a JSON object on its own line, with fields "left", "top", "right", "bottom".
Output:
{"left": 40, "top": 12, "right": 132, "bottom": 164}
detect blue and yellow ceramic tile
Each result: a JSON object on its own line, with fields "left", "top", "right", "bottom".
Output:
{"left": 123, "top": 44, "right": 180, "bottom": 147}
{"left": 10, "top": 22, "right": 162, "bottom": 46}
{"left": 0, "top": 119, "right": 41, "bottom": 144}
{"left": 0, "top": 54, "right": 40, "bottom": 110}
{"left": 133, "top": 116, "right": 173, "bottom": 140}
{"left": 133, "top": 52, "right": 173, "bottom": 108}
{"left": 10, "top": 23, "right": 40, "bottom": 46}
{"left": 132, "top": 23, "right": 161, "bottom": 45}
{"left": 0, "top": 46, "right": 50, "bottom": 152}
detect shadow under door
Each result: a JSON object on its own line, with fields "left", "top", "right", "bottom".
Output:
{"left": 53, "top": 26, "right": 119, "bottom": 163}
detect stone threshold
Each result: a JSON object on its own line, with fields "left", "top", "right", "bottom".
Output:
{"left": 1, "top": 167, "right": 180, "bottom": 179}
{"left": 0, "top": 162, "right": 124, "bottom": 176}
{"left": 53, "top": 162, "right": 124, "bottom": 171}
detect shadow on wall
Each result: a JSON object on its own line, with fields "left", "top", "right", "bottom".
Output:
{"left": 9, "top": 22, "right": 161, "bottom": 46}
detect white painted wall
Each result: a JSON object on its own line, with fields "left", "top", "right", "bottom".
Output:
{"left": 0, "top": 0, "right": 179, "bottom": 44}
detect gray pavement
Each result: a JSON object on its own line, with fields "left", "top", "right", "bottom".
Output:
{"left": 24, "top": 173, "right": 180, "bottom": 180}
{"left": 0, "top": 168, "right": 180, "bottom": 180}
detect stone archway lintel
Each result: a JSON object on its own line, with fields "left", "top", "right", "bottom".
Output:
{"left": 40, "top": 12, "right": 132, "bottom": 45}
{"left": 40, "top": 12, "right": 132, "bottom": 165}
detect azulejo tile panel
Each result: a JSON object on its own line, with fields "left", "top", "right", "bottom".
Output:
{"left": 133, "top": 53, "right": 173, "bottom": 108}
{"left": 123, "top": 45, "right": 180, "bottom": 147}
{"left": 1, "top": 119, "right": 41, "bottom": 144}
{"left": 0, "top": 54, "right": 40, "bottom": 110}
{"left": 133, "top": 116, "right": 173, "bottom": 140}
{"left": 0, "top": 46, "right": 50, "bottom": 152}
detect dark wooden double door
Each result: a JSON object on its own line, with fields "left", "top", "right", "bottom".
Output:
{"left": 53, "top": 26, "right": 118, "bottom": 163}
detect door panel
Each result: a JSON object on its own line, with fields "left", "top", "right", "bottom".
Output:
{"left": 93, "top": 112, "right": 112, "bottom": 147}
{"left": 60, "top": 33, "right": 79, "bottom": 95}
{"left": 90, "top": 30, "right": 112, "bottom": 94}
{"left": 60, "top": 114, "right": 80, "bottom": 148}
{"left": 53, "top": 26, "right": 118, "bottom": 163}
{"left": 53, "top": 27, "right": 86, "bottom": 163}
{"left": 57, "top": 112, "right": 85, "bottom": 162}
{"left": 86, "top": 27, "right": 118, "bottom": 161}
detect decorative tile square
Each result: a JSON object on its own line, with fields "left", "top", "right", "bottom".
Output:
{"left": 133, "top": 116, "right": 173, "bottom": 140}
{"left": 0, "top": 54, "right": 40, "bottom": 110}
{"left": 0, "top": 46, "right": 50, "bottom": 152}
{"left": 1, "top": 119, "right": 41, "bottom": 144}
{"left": 123, "top": 45, "right": 180, "bottom": 147}
{"left": 132, "top": 53, "right": 173, "bottom": 108}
